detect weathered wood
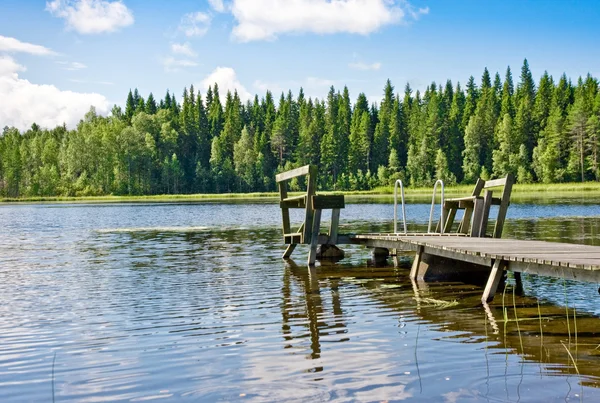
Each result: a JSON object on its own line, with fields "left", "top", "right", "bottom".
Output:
{"left": 275, "top": 165, "right": 310, "bottom": 182}
{"left": 312, "top": 195, "right": 345, "bottom": 209}
{"left": 477, "top": 189, "right": 493, "bottom": 237}
{"left": 472, "top": 178, "right": 485, "bottom": 196}
{"left": 279, "top": 195, "right": 306, "bottom": 208}
{"left": 410, "top": 245, "right": 424, "bottom": 279}
{"left": 302, "top": 165, "right": 318, "bottom": 245}
{"left": 308, "top": 209, "right": 322, "bottom": 266}
{"left": 482, "top": 259, "right": 506, "bottom": 303}
{"left": 445, "top": 197, "right": 501, "bottom": 208}
{"left": 283, "top": 243, "right": 297, "bottom": 259}
{"left": 278, "top": 181, "right": 291, "bottom": 241}
{"left": 492, "top": 173, "right": 514, "bottom": 238}
{"left": 283, "top": 233, "right": 302, "bottom": 244}
{"left": 443, "top": 206, "right": 457, "bottom": 233}
{"left": 329, "top": 208, "right": 340, "bottom": 244}
{"left": 483, "top": 177, "right": 511, "bottom": 188}
{"left": 470, "top": 197, "right": 484, "bottom": 237}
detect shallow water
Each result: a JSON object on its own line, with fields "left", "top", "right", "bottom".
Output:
{"left": 1, "top": 201, "right": 600, "bottom": 402}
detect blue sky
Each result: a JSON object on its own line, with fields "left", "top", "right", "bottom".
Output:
{"left": 1, "top": 0, "right": 599, "bottom": 130}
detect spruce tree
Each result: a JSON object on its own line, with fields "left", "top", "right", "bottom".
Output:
{"left": 146, "top": 93, "right": 158, "bottom": 115}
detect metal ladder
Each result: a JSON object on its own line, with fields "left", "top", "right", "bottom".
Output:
{"left": 394, "top": 179, "right": 445, "bottom": 234}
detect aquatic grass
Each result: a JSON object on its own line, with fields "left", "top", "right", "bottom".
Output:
{"left": 414, "top": 324, "right": 422, "bottom": 394}
{"left": 52, "top": 351, "right": 56, "bottom": 403}
{"left": 512, "top": 285, "right": 524, "bottom": 354}
{"left": 419, "top": 297, "right": 458, "bottom": 309}
{"left": 563, "top": 279, "right": 572, "bottom": 347}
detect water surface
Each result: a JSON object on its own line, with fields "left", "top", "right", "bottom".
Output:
{"left": 1, "top": 201, "right": 600, "bottom": 402}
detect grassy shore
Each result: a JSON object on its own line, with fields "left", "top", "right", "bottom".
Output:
{"left": 2, "top": 181, "right": 600, "bottom": 204}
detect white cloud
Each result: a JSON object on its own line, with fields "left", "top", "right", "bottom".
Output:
{"left": 0, "top": 55, "right": 110, "bottom": 130}
{"left": 349, "top": 61, "right": 382, "bottom": 71}
{"left": 69, "top": 78, "right": 114, "bottom": 85}
{"left": 57, "top": 61, "right": 87, "bottom": 70}
{"left": 161, "top": 57, "right": 198, "bottom": 73}
{"left": 252, "top": 77, "right": 336, "bottom": 100}
{"left": 46, "top": 0, "right": 134, "bottom": 34}
{"left": 0, "top": 35, "right": 57, "bottom": 56}
{"left": 201, "top": 67, "right": 252, "bottom": 102}
{"left": 230, "top": 0, "right": 417, "bottom": 42}
{"left": 171, "top": 42, "right": 197, "bottom": 57}
{"left": 179, "top": 11, "right": 211, "bottom": 37}
{"left": 208, "top": 0, "right": 225, "bottom": 13}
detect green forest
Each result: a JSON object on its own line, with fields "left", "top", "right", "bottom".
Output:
{"left": 1, "top": 59, "right": 599, "bottom": 197}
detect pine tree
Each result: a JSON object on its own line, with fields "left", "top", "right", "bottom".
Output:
{"left": 145, "top": 93, "right": 158, "bottom": 115}
{"left": 125, "top": 89, "right": 135, "bottom": 121}
{"left": 372, "top": 80, "right": 394, "bottom": 172}
{"left": 534, "top": 71, "right": 554, "bottom": 133}
{"left": 320, "top": 86, "right": 340, "bottom": 186}
{"left": 500, "top": 66, "right": 515, "bottom": 118}
{"left": 208, "top": 84, "right": 224, "bottom": 140}
{"left": 461, "top": 76, "right": 479, "bottom": 131}
{"left": 447, "top": 82, "right": 465, "bottom": 180}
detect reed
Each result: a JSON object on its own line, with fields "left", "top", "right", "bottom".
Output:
{"left": 52, "top": 351, "right": 56, "bottom": 403}
{"left": 512, "top": 285, "right": 524, "bottom": 354}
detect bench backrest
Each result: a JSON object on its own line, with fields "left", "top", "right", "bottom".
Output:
{"left": 473, "top": 173, "right": 515, "bottom": 238}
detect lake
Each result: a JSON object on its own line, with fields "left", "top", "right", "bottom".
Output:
{"left": 1, "top": 201, "right": 600, "bottom": 402}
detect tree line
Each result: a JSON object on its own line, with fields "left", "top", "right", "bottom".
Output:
{"left": 1, "top": 59, "right": 599, "bottom": 198}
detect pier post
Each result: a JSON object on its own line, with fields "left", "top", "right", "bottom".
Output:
{"left": 482, "top": 259, "right": 506, "bottom": 303}
{"left": 308, "top": 209, "right": 322, "bottom": 266}
{"left": 410, "top": 246, "right": 424, "bottom": 280}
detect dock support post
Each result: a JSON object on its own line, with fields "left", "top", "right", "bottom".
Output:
{"left": 329, "top": 208, "right": 340, "bottom": 244}
{"left": 482, "top": 259, "right": 506, "bottom": 303}
{"left": 308, "top": 210, "right": 322, "bottom": 266}
{"left": 410, "top": 246, "right": 424, "bottom": 280}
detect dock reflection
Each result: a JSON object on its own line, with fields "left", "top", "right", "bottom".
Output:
{"left": 282, "top": 260, "right": 600, "bottom": 389}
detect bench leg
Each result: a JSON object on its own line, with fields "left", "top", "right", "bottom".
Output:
{"left": 329, "top": 208, "right": 340, "bottom": 244}
{"left": 308, "top": 209, "right": 322, "bottom": 266}
{"left": 283, "top": 244, "right": 297, "bottom": 259}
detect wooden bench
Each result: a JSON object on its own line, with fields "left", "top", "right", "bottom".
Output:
{"left": 441, "top": 174, "right": 514, "bottom": 238}
{"left": 276, "top": 165, "right": 345, "bottom": 265}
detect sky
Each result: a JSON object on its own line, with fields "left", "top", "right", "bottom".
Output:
{"left": 1, "top": 0, "right": 599, "bottom": 131}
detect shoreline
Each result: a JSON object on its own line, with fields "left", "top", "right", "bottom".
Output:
{"left": 2, "top": 182, "right": 600, "bottom": 204}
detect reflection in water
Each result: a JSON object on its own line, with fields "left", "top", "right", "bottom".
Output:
{"left": 0, "top": 202, "right": 600, "bottom": 401}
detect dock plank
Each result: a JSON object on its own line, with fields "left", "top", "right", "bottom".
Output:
{"left": 349, "top": 234, "right": 600, "bottom": 273}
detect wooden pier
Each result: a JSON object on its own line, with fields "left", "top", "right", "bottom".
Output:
{"left": 276, "top": 165, "right": 600, "bottom": 303}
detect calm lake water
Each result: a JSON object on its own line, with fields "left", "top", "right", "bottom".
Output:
{"left": 1, "top": 201, "right": 600, "bottom": 402}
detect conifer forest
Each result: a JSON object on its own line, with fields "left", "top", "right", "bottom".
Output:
{"left": 1, "top": 59, "right": 600, "bottom": 197}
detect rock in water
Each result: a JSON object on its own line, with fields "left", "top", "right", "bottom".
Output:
{"left": 316, "top": 244, "right": 345, "bottom": 259}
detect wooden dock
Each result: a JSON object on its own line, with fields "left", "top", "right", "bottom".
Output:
{"left": 276, "top": 164, "right": 600, "bottom": 304}
{"left": 350, "top": 234, "right": 600, "bottom": 301}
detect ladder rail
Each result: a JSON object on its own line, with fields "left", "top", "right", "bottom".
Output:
{"left": 428, "top": 180, "right": 445, "bottom": 234}
{"left": 393, "top": 179, "right": 408, "bottom": 234}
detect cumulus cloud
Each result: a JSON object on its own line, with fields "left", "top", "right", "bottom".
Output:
{"left": 201, "top": 67, "right": 252, "bottom": 102}
{"left": 170, "top": 42, "right": 197, "bottom": 57}
{"left": 161, "top": 56, "right": 198, "bottom": 73}
{"left": 179, "top": 11, "right": 211, "bottom": 37}
{"left": 208, "top": 0, "right": 225, "bottom": 13}
{"left": 0, "top": 55, "right": 110, "bottom": 130}
{"left": 0, "top": 35, "right": 57, "bottom": 56}
{"left": 349, "top": 61, "right": 382, "bottom": 71}
{"left": 46, "top": 0, "right": 134, "bottom": 34}
{"left": 230, "top": 0, "right": 422, "bottom": 42}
